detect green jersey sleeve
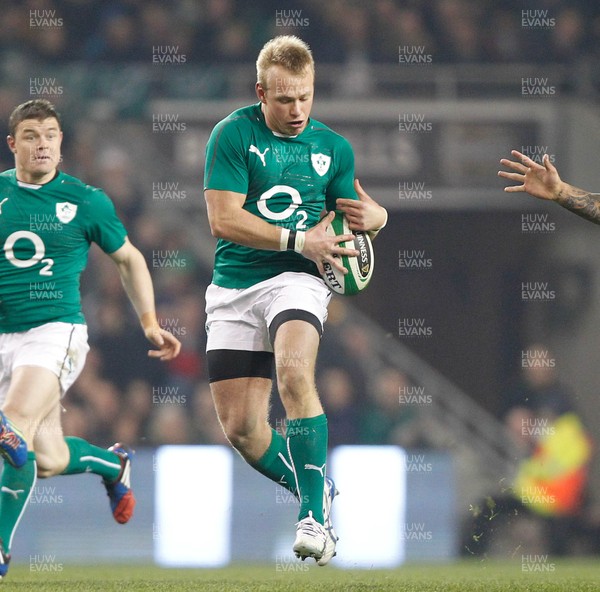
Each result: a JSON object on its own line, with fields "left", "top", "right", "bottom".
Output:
{"left": 85, "top": 189, "right": 127, "bottom": 254}
{"left": 325, "top": 136, "right": 357, "bottom": 211}
{"left": 204, "top": 117, "right": 249, "bottom": 194}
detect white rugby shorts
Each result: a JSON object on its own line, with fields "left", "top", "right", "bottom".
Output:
{"left": 205, "top": 272, "right": 331, "bottom": 352}
{"left": 0, "top": 322, "right": 89, "bottom": 404}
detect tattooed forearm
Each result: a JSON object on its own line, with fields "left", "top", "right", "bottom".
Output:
{"left": 556, "top": 187, "right": 600, "bottom": 225}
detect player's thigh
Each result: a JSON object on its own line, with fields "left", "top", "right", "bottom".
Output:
{"left": 206, "top": 281, "right": 276, "bottom": 433}
{"left": 0, "top": 322, "right": 88, "bottom": 439}
{"left": 265, "top": 274, "right": 328, "bottom": 393}
{"left": 265, "top": 272, "right": 328, "bottom": 360}
{"left": 2, "top": 365, "right": 62, "bottom": 443}
{"left": 33, "top": 401, "right": 69, "bottom": 477}
{"left": 273, "top": 319, "right": 320, "bottom": 383}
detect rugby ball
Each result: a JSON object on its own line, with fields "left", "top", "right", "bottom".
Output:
{"left": 321, "top": 211, "right": 374, "bottom": 295}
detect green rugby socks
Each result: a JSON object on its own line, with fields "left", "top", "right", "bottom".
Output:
{"left": 0, "top": 451, "right": 37, "bottom": 553}
{"left": 251, "top": 428, "right": 297, "bottom": 496}
{"left": 60, "top": 437, "right": 121, "bottom": 481}
{"left": 286, "top": 414, "right": 328, "bottom": 524}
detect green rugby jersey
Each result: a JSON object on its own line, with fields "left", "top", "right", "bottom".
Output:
{"left": 0, "top": 169, "right": 127, "bottom": 333}
{"left": 204, "top": 103, "right": 357, "bottom": 289}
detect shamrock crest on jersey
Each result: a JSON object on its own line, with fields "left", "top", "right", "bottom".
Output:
{"left": 311, "top": 153, "right": 331, "bottom": 177}
{"left": 55, "top": 202, "right": 77, "bottom": 223}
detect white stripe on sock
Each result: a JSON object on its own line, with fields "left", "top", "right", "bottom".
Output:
{"left": 80, "top": 455, "right": 121, "bottom": 470}
{"left": 278, "top": 451, "right": 294, "bottom": 474}
{"left": 286, "top": 437, "right": 301, "bottom": 502}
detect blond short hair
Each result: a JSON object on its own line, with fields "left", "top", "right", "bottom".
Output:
{"left": 256, "top": 35, "right": 314, "bottom": 90}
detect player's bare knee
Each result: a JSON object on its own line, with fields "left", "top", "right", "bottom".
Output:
{"left": 220, "top": 419, "right": 251, "bottom": 452}
{"left": 225, "top": 431, "right": 251, "bottom": 453}
{"left": 220, "top": 417, "right": 267, "bottom": 454}
{"left": 277, "top": 369, "right": 313, "bottom": 405}
{"left": 36, "top": 464, "right": 54, "bottom": 479}
{"left": 35, "top": 450, "right": 69, "bottom": 478}
{"left": 36, "top": 460, "right": 63, "bottom": 478}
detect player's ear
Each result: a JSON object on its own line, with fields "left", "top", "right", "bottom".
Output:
{"left": 255, "top": 82, "right": 267, "bottom": 103}
{"left": 6, "top": 135, "right": 16, "bottom": 153}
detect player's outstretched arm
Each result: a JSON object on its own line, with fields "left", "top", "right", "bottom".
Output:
{"left": 335, "top": 179, "right": 388, "bottom": 237}
{"left": 205, "top": 189, "right": 358, "bottom": 275}
{"left": 109, "top": 238, "right": 181, "bottom": 360}
{"left": 499, "top": 150, "right": 600, "bottom": 225}
{"left": 206, "top": 189, "right": 287, "bottom": 250}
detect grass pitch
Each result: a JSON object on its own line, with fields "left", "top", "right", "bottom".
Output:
{"left": 5, "top": 559, "right": 600, "bottom": 592}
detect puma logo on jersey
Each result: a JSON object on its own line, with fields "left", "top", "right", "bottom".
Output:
{"left": 1, "top": 486, "right": 25, "bottom": 499}
{"left": 304, "top": 463, "right": 326, "bottom": 477}
{"left": 0, "top": 197, "right": 8, "bottom": 214}
{"left": 249, "top": 145, "right": 269, "bottom": 167}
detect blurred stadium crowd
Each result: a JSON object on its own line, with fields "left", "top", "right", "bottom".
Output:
{"left": 0, "top": 0, "right": 594, "bottom": 452}
{"left": 0, "top": 0, "right": 519, "bottom": 450}
{"left": 0, "top": 0, "right": 598, "bottom": 66}
{"left": 1, "top": 0, "right": 598, "bottom": 556}
{"left": 0, "top": 0, "right": 593, "bottom": 457}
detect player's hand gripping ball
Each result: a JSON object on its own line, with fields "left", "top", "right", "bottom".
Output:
{"left": 322, "top": 211, "right": 374, "bottom": 295}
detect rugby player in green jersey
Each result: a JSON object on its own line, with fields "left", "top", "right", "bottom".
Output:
{"left": 204, "top": 36, "right": 387, "bottom": 565}
{"left": 0, "top": 99, "right": 181, "bottom": 578}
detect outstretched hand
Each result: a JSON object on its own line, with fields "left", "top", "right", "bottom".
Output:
{"left": 336, "top": 179, "right": 388, "bottom": 232}
{"left": 498, "top": 150, "right": 563, "bottom": 201}
{"left": 145, "top": 326, "right": 182, "bottom": 361}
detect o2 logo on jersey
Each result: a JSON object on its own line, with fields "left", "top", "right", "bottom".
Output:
{"left": 3, "top": 231, "right": 54, "bottom": 276}
{"left": 257, "top": 185, "right": 308, "bottom": 230}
